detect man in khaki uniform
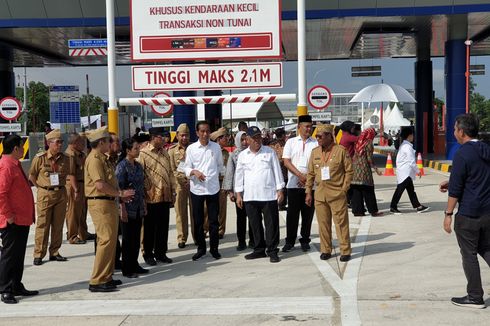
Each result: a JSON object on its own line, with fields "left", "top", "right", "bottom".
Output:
{"left": 29, "top": 129, "right": 76, "bottom": 266}
{"left": 209, "top": 127, "right": 229, "bottom": 238}
{"left": 65, "top": 133, "right": 89, "bottom": 244}
{"left": 84, "top": 127, "right": 134, "bottom": 292}
{"left": 305, "top": 124, "right": 353, "bottom": 262}
{"left": 106, "top": 132, "right": 122, "bottom": 268}
{"left": 168, "top": 123, "right": 195, "bottom": 248}
{"left": 138, "top": 127, "right": 176, "bottom": 266}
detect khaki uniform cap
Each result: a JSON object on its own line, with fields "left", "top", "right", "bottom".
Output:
{"left": 86, "top": 126, "right": 110, "bottom": 142}
{"left": 45, "top": 129, "right": 61, "bottom": 141}
{"left": 210, "top": 127, "right": 227, "bottom": 141}
{"left": 177, "top": 123, "right": 190, "bottom": 134}
{"left": 316, "top": 124, "right": 334, "bottom": 135}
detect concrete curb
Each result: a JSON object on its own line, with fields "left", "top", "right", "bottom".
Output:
{"left": 374, "top": 149, "right": 452, "bottom": 173}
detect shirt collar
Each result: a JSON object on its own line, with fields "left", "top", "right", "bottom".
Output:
{"left": 296, "top": 135, "right": 314, "bottom": 143}
{"left": 47, "top": 150, "right": 60, "bottom": 160}
{"left": 1, "top": 155, "right": 20, "bottom": 166}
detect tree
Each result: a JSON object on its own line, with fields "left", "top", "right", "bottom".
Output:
{"left": 15, "top": 81, "right": 50, "bottom": 133}
{"left": 80, "top": 94, "right": 104, "bottom": 117}
{"left": 469, "top": 79, "right": 490, "bottom": 132}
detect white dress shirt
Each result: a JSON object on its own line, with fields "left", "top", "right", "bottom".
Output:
{"left": 234, "top": 145, "right": 285, "bottom": 201}
{"left": 184, "top": 140, "right": 223, "bottom": 195}
{"left": 282, "top": 135, "right": 318, "bottom": 188}
{"left": 395, "top": 140, "right": 419, "bottom": 184}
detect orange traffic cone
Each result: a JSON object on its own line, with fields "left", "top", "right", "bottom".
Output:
{"left": 383, "top": 153, "right": 395, "bottom": 176}
{"left": 416, "top": 153, "right": 425, "bottom": 176}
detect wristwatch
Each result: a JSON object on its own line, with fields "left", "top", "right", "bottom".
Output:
{"left": 444, "top": 211, "right": 453, "bottom": 216}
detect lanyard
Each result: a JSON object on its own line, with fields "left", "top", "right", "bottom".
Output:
{"left": 50, "top": 157, "right": 58, "bottom": 173}
{"left": 321, "top": 148, "right": 334, "bottom": 167}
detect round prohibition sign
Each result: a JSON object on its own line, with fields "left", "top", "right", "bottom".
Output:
{"left": 150, "top": 92, "right": 174, "bottom": 117}
{"left": 308, "top": 85, "right": 332, "bottom": 110}
{"left": 0, "top": 97, "right": 22, "bottom": 121}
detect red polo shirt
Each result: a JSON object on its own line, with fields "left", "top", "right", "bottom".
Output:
{"left": 0, "top": 155, "right": 35, "bottom": 228}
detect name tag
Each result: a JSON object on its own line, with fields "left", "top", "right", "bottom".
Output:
{"left": 50, "top": 173, "right": 60, "bottom": 186}
{"left": 321, "top": 167, "right": 330, "bottom": 181}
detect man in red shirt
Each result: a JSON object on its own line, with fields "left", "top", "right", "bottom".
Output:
{"left": 0, "top": 135, "right": 38, "bottom": 304}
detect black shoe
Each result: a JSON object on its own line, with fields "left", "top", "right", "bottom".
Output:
{"left": 49, "top": 254, "right": 68, "bottom": 262}
{"left": 136, "top": 266, "right": 149, "bottom": 274}
{"left": 219, "top": 234, "right": 224, "bottom": 240}
{"left": 210, "top": 250, "right": 222, "bottom": 260}
{"left": 114, "top": 260, "right": 123, "bottom": 270}
{"left": 86, "top": 233, "right": 96, "bottom": 241}
{"left": 1, "top": 293, "right": 17, "bottom": 304}
{"left": 320, "top": 253, "right": 332, "bottom": 260}
{"left": 108, "top": 279, "right": 122, "bottom": 286}
{"left": 390, "top": 208, "right": 402, "bottom": 215}
{"left": 123, "top": 273, "right": 139, "bottom": 279}
{"left": 300, "top": 242, "right": 311, "bottom": 252}
{"left": 282, "top": 243, "right": 294, "bottom": 252}
{"left": 144, "top": 257, "right": 157, "bottom": 266}
{"left": 416, "top": 205, "right": 430, "bottom": 213}
{"left": 451, "top": 295, "right": 485, "bottom": 309}
{"left": 89, "top": 282, "right": 117, "bottom": 293}
{"left": 340, "top": 255, "right": 351, "bottom": 262}
{"left": 236, "top": 243, "right": 247, "bottom": 251}
{"left": 72, "top": 238, "right": 87, "bottom": 245}
{"left": 192, "top": 250, "right": 206, "bottom": 261}
{"left": 268, "top": 252, "right": 281, "bottom": 263}
{"left": 156, "top": 255, "right": 173, "bottom": 264}
{"left": 244, "top": 252, "right": 267, "bottom": 260}
{"left": 13, "top": 286, "right": 39, "bottom": 296}
{"left": 178, "top": 242, "right": 186, "bottom": 249}
{"left": 33, "top": 258, "right": 43, "bottom": 266}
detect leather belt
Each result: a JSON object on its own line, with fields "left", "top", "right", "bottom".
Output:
{"left": 39, "top": 186, "right": 63, "bottom": 191}
{"left": 77, "top": 180, "right": 84, "bottom": 183}
{"left": 87, "top": 196, "right": 116, "bottom": 201}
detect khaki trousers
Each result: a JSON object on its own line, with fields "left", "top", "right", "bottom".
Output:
{"left": 88, "top": 199, "right": 118, "bottom": 285}
{"left": 204, "top": 189, "right": 227, "bottom": 236}
{"left": 65, "top": 182, "right": 88, "bottom": 242}
{"left": 315, "top": 193, "right": 351, "bottom": 255}
{"left": 175, "top": 184, "right": 194, "bottom": 244}
{"left": 34, "top": 188, "right": 67, "bottom": 259}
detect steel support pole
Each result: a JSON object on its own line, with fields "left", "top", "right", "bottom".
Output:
{"left": 296, "top": 0, "right": 307, "bottom": 117}
{"left": 105, "top": 0, "right": 118, "bottom": 134}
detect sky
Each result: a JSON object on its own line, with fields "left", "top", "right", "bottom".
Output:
{"left": 13, "top": 56, "right": 490, "bottom": 106}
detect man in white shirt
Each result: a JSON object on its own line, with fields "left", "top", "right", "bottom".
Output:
{"left": 282, "top": 115, "right": 318, "bottom": 252}
{"left": 184, "top": 121, "right": 224, "bottom": 261}
{"left": 390, "top": 127, "right": 429, "bottom": 214}
{"left": 235, "top": 126, "right": 285, "bottom": 263}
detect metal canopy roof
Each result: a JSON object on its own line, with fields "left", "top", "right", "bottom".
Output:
{"left": 2, "top": 1, "right": 490, "bottom": 67}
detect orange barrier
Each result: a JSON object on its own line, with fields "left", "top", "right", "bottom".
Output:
{"left": 416, "top": 152, "right": 425, "bottom": 176}
{"left": 383, "top": 153, "right": 395, "bottom": 176}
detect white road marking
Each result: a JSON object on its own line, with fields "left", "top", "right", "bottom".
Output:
{"left": 0, "top": 297, "right": 333, "bottom": 317}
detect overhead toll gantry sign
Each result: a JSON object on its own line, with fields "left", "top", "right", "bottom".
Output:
{"left": 130, "top": 0, "right": 282, "bottom": 61}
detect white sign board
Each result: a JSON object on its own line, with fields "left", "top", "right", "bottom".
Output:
{"left": 0, "top": 97, "right": 22, "bottom": 121}
{"left": 150, "top": 92, "right": 174, "bottom": 116}
{"left": 152, "top": 118, "right": 174, "bottom": 127}
{"left": 310, "top": 112, "right": 332, "bottom": 122}
{"left": 308, "top": 85, "right": 332, "bottom": 110}
{"left": 0, "top": 123, "right": 22, "bottom": 132}
{"left": 132, "top": 63, "right": 282, "bottom": 91}
{"left": 130, "top": 0, "right": 282, "bottom": 61}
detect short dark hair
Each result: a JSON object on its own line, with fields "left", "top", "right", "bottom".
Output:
{"left": 238, "top": 121, "right": 247, "bottom": 128}
{"left": 90, "top": 138, "right": 106, "bottom": 149}
{"left": 455, "top": 113, "right": 479, "bottom": 138}
{"left": 196, "top": 120, "right": 209, "bottom": 131}
{"left": 400, "top": 126, "right": 414, "bottom": 140}
{"left": 2, "top": 134, "right": 22, "bottom": 154}
{"left": 67, "top": 133, "right": 80, "bottom": 145}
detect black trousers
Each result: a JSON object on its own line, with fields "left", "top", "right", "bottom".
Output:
{"left": 0, "top": 224, "right": 30, "bottom": 294}
{"left": 351, "top": 185, "right": 379, "bottom": 215}
{"left": 454, "top": 213, "right": 490, "bottom": 300}
{"left": 245, "top": 200, "right": 279, "bottom": 254}
{"left": 191, "top": 192, "right": 220, "bottom": 252}
{"left": 143, "top": 202, "right": 170, "bottom": 259}
{"left": 121, "top": 214, "right": 143, "bottom": 275}
{"left": 236, "top": 204, "right": 254, "bottom": 246}
{"left": 390, "top": 177, "right": 421, "bottom": 209}
{"left": 285, "top": 189, "right": 315, "bottom": 245}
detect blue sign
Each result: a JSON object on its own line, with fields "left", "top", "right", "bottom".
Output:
{"left": 68, "top": 39, "right": 107, "bottom": 48}
{"left": 49, "top": 86, "right": 81, "bottom": 124}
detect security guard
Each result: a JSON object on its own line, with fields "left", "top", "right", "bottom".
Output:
{"left": 29, "top": 129, "right": 76, "bottom": 265}
{"left": 305, "top": 124, "right": 353, "bottom": 262}
{"left": 84, "top": 127, "right": 134, "bottom": 292}
{"left": 168, "top": 123, "right": 195, "bottom": 248}
{"left": 65, "top": 133, "right": 88, "bottom": 244}
{"left": 209, "top": 127, "right": 229, "bottom": 238}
